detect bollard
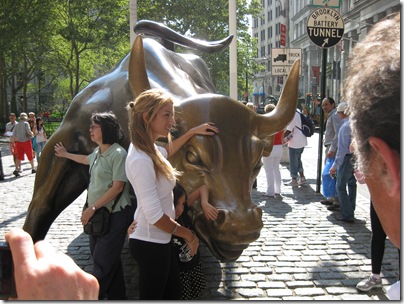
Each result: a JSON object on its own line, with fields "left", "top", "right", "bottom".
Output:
{"left": 0, "top": 148, "right": 4, "bottom": 180}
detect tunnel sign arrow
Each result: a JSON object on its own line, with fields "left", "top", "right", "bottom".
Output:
{"left": 307, "top": 7, "right": 344, "bottom": 48}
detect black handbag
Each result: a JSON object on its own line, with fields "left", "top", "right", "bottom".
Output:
{"left": 83, "top": 206, "right": 111, "bottom": 236}
{"left": 83, "top": 192, "right": 121, "bottom": 236}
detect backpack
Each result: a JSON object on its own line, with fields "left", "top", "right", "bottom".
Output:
{"left": 296, "top": 111, "right": 315, "bottom": 137}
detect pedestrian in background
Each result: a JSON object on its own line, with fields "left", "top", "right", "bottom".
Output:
{"left": 4, "top": 113, "right": 19, "bottom": 171}
{"left": 329, "top": 102, "right": 357, "bottom": 223}
{"left": 28, "top": 112, "right": 37, "bottom": 159}
{"left": 12, "top": 112, "right": 35, "bottom": 176}
{"left": 54, "top": 112, "right": 133, "bottom": 300}
{"left": 125, "top": 88, "right": 218, "bottom": 300}
{"left": 356, "top": 200, "right": 400, "bottom": 292}
{"left": 262, "top": 104, "right": 284, "bottom": 198}
{"left": 283, "top": 109, "right": 307, "bottom": 187}
{"left": 320, "top": 97, "right": 343, "bottom": 209}
{"left": 344, "top": 12, "right": 400, "bottom": 300}
{"left": 34, "top": 117, "right": 47, "bottom": 164}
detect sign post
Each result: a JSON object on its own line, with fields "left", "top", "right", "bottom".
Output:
{"left": 306, "top": 6, "right": 344, "bottom": 193}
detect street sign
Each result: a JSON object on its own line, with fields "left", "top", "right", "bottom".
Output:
{"left": 312, "top": 0, "right": 340, "bottom": 8}
{"left": 271, "top": 48, "right": 301, "bottom": 75}
{"left": 307, "top": 7, "right": 344, "bottom": 48}
{"left": 280, "top": 24, "right": 287, "bottom": 46}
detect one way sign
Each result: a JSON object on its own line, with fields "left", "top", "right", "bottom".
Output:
{"left": 307, "top": 7, "right": 344, "bottom": 48}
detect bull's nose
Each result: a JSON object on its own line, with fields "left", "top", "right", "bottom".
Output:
{"left": 212, "top": 206, "right": 263, "bottom": 232}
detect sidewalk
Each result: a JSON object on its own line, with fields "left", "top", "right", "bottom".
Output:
{"left": 0, "top": 133, "right": 399, "bottom": 300}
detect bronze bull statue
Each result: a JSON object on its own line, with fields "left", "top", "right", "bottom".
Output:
{"left": 23, "top": 21, "right": 299, "bottom": 262}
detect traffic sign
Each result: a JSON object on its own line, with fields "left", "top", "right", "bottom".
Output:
{"left": 271, "top": 48, "right": 301, "bottom": 75}
{"left": 307, "top": 7, "right": 344, "bottom": 48}
{"left": 312, "top": 0, "right": 340, "bottom": 8}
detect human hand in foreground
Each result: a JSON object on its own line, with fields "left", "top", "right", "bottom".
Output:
{"left": 5, "top": 228, "right": 99, "bottom": 300}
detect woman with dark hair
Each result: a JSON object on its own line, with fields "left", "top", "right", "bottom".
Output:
{"left": 34, "top": 117, "right": 47, "bottom": 163}
{"left": 54, "top": 112, "right": 133, "bottom": 300}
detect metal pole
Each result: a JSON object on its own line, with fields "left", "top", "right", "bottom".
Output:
{"left": 245, "top": 59, "right": 248, "bottom": 102}
{"left": 316, "top": 48, "right": 327, "bottom": 193}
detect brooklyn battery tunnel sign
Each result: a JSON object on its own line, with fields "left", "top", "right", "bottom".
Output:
{"left": 307, "top": 7, "right": 344, "bottom": 48}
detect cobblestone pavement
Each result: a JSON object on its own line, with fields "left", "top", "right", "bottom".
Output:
{"left": 0, "top": 133, "right": 399, "bottom": 300}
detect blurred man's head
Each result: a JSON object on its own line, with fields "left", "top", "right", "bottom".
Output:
{"left": 321, "top": 97, "right": 335, "bottom": 114}
{"left": 344, "top": 13, "right": 400, "bottom": 248}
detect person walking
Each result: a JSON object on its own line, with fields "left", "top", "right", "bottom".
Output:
{"left": 54, "top": 112, "right": 133, "bottom": 300}
{"left": 12, "top": 112, "right": 35, "bottom": 176}
{"left": 262, "top": 104, "right": 284, "bottom": 197}
{"left": 329, "top": 102, "right": 357, "bottom": 223}
{"left": 320, "top": 97, "right": 343, "bottom": 208}
{"left": 34, "top": 117, "right": 47, "bottom": 164}
{"left": 283, "top": 109, "right": 307, "bottom": 187}
{"left": 125, "top": 88, "right": 219, "bottom": 300}
{"left": 4, "top": 113, "right": 19, "bottom": 171}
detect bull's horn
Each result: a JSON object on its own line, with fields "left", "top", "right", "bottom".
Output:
{"left": 129, "top": 35, "right": 151, "bottom": 98}
{"left": 255, "top": 59, "right": 300, "bottom": 138}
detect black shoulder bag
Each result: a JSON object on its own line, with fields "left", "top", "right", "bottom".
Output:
{"left": 83, "top": 154, "right": 122, "bottom": 236}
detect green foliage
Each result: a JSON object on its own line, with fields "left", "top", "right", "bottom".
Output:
{"left": 137, "top": 0, "right": 261, "bottom": 97}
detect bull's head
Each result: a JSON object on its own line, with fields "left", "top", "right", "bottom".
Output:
{"left": 130, "top": 35, "right": 299, "bottom": 261}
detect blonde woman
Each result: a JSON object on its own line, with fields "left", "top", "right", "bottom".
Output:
{"left": 125, "top": 89, "right": 218, "bottom": 300}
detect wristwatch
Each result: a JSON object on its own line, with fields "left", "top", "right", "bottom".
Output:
{"left": 91, "top": 205, "right": 96, "bottom": 211}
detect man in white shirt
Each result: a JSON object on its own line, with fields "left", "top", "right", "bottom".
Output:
{"left": 283, "top": 110, "right": 307, "bottom": 187}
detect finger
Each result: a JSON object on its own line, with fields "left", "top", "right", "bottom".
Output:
{"left": 5, "top": 228, "right": 37, "bottom": 271}
{"left": 34, "top": 240, "right": 57, "bottom": 261}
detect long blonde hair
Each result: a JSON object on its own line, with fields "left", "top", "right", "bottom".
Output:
{"left": 127, "top": 89, "right": 179, "bottom": 181}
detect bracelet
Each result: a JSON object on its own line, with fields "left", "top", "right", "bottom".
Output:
{"left": 188, "top": 231, "right": 197, "bottom": 243}
{"left": 170, "top": 222, "right": 179, "bottom": 234}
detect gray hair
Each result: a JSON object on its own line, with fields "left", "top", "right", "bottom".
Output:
{"left": 343, "top": 13, "right": 400, "bottom": 173}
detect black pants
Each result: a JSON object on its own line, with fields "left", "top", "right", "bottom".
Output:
{"left": 129, "top": 238, "right": 181, "bottom": 300}
{"left": 370, "top": 201, "right": 400, "bottom": 275}
{"left": 89, "top": 205, "right": 134, "bottom": 300}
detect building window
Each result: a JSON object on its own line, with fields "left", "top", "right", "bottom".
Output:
{"left": 261, "top": 29, "right": 265, "bottom": 41}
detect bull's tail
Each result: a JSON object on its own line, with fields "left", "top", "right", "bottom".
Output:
{"left": 134, "top": 20, "right": 233, "bottom": 53}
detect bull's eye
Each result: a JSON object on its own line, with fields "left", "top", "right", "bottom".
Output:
{"left": 185, "top": 147, "right": 204, "bottom": 168}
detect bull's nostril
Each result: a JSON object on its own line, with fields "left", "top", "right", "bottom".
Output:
{"left": 215, "top": 209, "right": 229, "bottom": 226}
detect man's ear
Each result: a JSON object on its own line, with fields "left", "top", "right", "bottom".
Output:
{"left": 368, "top": 137, "right": 400, "bottom": 196}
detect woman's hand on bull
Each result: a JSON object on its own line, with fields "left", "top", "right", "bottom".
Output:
{"left": 201, "top": 201, "right": 219, "bottom": 221}
{"left": 54, "top": 142, "right": 67, "bottom": 158}
{"left": 191, "top": 122, "right": 219, "bottom": 136}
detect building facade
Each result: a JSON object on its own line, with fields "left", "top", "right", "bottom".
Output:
{"left": 251, "top": 0, "right": 400, "bottom": 107}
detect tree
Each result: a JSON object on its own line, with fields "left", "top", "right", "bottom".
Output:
{"left": 136, "top": 0, "right": 261, "bottom": 97}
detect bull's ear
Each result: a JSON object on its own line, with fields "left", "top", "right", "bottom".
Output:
{"left": 129, "top": 35, "right": 151, "bottom": 98}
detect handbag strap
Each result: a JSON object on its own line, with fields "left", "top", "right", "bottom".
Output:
{"left": 85, "top": 151, "right": 123, "bottom": 212}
